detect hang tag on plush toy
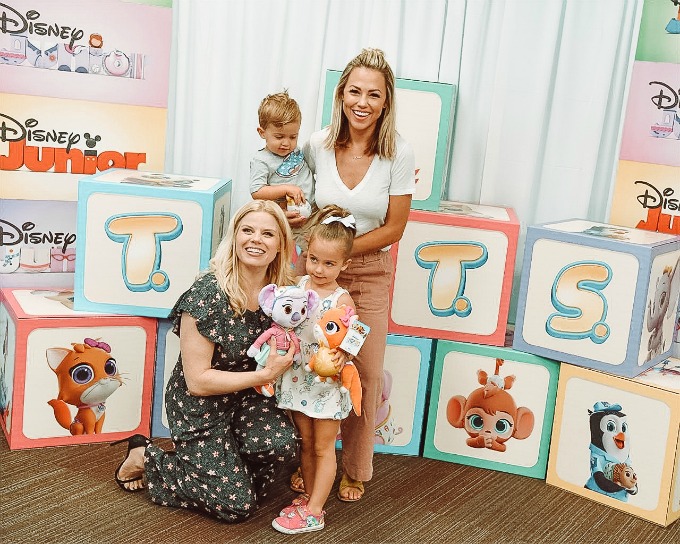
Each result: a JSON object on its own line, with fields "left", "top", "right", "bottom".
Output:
{"left": 339, "top": 319, "right": 370, "bottom": 356}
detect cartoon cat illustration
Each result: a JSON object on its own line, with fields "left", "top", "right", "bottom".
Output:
{"left": 46, "top": 338, "right": 123, "bottom": 435}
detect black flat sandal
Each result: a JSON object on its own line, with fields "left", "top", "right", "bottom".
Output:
{"left": 112, "top": 434, "right": 151, "bottom": 492}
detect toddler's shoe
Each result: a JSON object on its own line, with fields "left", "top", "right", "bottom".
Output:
{"left": 278, "top": 494, "right": 309, "bottom": 516}
{"left": 272, "top": 505, "right": 324, "bottom": 534}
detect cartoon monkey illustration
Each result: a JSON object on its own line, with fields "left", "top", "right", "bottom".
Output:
{"left": 447, "top": 358, "right": 535, "bottom": 452}
{"left": 584, "top": 401, "right": 638, "bottom": 502}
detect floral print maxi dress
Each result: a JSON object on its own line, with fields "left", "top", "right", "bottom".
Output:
{"left": 143, "top": 273, "right": 298, "bottom": 523}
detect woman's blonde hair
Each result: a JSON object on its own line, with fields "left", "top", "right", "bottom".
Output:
{"left": 325, "top": 48, "right": 397, "bottom": 160}
{"left": 307, "top": 204, "right": 356, "bottom": 259}
{"left": 208, "top": 200, "right": 295, "bottom": 315}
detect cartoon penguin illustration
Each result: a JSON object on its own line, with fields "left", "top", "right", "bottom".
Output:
{"left": 584, "top": 401, "right": 638, "bottom": 501}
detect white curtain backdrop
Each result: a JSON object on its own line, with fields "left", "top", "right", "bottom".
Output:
{"left": 165, "top": 0, "right": 642, "bottom": 302}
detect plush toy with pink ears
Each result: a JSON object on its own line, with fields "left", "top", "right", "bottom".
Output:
{"left": 247, "top": 284, "right": 319, "bottom": 396}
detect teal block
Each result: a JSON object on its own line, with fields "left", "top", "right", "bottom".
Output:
{"left": 423, "top": 340, "right": 560, "bottom": 479}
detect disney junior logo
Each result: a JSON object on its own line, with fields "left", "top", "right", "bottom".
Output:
{"left": 635, "top": 181, "right": 680, "bottom": 215}
{"left": 0, "top": 3, "right": 84, "bottom": 47}
{"left": 0, "top": 114, "right": 147, "bottom": 174}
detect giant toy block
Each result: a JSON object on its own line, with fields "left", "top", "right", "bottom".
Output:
{"left": 389, "top": 201, "right": 519, "bottom": 346}
{"left": 371, "top": 334, "right": 433, "bottom": 456}
{"left": 322, "top": 71, "right": 456, "bottom": 211}
{"left": 151, "top": 318, "right": 179, "bottom": 438}
{"left": 74, "top": 169, "right": 232, "bottom": 318}
{"left": 546, "top": 359, "right": 680, "bottom": 527}
{"left": 422, "top": 340, "right": 560, "bottom": 479}
{"left": 513, "top": 220, "right": 680, "bottom": 377}
{"left": 0, "top": 288, "right": 156, "bottom": 450}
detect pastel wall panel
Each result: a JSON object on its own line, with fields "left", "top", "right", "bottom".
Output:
{"left": 0, "top": 199, "right": 77, "bottom": 287}
{"left": 513, "top": 220, "right": 680, "bottom": 377}
{"left": 0, "top": 0, "right": 172, "bottom": 107}
{"left": 74, "top": 169, "right": 232, "bottom": 318}
{"left": 608, "top": 161, "right": 679, "bottom": 235}
{"left": 619, "top": 62, "right": 680, "bottom": 167}
{"left": 0, "top": 93, "right": 167, "bottom": 201}
{"left": 635, "top": 0, "right": 680, "bottom": 63}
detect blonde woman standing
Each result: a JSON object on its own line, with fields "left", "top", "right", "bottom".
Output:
{"left": 293, "top": 48, "right": 416, "bottom": 501}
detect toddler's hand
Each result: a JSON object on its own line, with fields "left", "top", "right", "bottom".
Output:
{"left": 286, "top": 186, "right": 306, "bottom": 205}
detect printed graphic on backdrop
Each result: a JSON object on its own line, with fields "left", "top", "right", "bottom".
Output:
{"left": 322, "top": 71, "right": 456, "bottom": 211}
{"left": 609, "top": 161, "right": 679, "bottom": 234}
{"left": 619, "top": 62, "right": 680, "bottom": 166}
{"left": 0, "top": 93, "right": 166, "bottom": 200}
{"left": 0, "top": 0, "right": 172, "bottom": 107}
{"left": 635, "top": 0, "right": 680, "bottom": 63}
{"left": 1, "top": 200, "right": 77, "bottom": 277}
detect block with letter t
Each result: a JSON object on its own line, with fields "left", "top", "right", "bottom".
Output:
{"left": 74, "top": 169, "right": 231, "bottom": 318}
{"left": 388, "top": 201, "right": 519, "bottom": 346}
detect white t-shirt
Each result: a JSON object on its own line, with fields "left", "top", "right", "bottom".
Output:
{"left": 303, "top": 128, "right": 415, "bottom": 246}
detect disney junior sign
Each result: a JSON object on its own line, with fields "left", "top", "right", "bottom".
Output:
{"left": 635, "top": 181, "right": 679, "bottom": 234}
{"left": 0, "top": 113, "right": 147, "bottom": 175}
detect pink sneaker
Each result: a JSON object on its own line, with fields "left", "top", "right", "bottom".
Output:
{"left": 279, "top": 494, "right": 309, "bottom": 516}
{"left": 272, "top": 505, "right": 325, "bottom": 534}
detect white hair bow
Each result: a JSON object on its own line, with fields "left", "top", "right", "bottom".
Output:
{"left": 321, "top": 215, "right": 356, "bottom": 229}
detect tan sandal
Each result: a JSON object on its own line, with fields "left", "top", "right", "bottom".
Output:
{"left": 337, "top": 472, "right": 364, "bottom": 502}
{"left": 290, "top": 466, "right": 306, "bottom": 494}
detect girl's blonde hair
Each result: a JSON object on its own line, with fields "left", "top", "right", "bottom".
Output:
{"left": 209, "top": 200, "right": 295, "bottom": 315}
{"left": 325, "top": 48, "right": 397, "bottom": 160}
{"left": 308, "top": 204, "right": 356, "bottom": 259}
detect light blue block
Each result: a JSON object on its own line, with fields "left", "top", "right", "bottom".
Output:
{"left": 513, "top": 220, "right": 680, "bottom": 378}
{"left": 423, "top": 340, "right": 560, "bottom": 479}
{"left": 151, "top": 318, "right": 177, "bottom": 438}
{"left": 74, "top": 169, "right": 231, "bottom": 318}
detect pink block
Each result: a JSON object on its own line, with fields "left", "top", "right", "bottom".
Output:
{"left": 0, "top": 288, "right": 156, "bottom": 450}
{"left": 388, "top": 201, "right": 519, "bottom": 346}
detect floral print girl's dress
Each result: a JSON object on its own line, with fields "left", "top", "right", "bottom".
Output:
{"left": 276, "top": 275, "right": 353, "bottom": 420}
{"left": 142, "top": 273, "right": 297, "bottom": 523}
